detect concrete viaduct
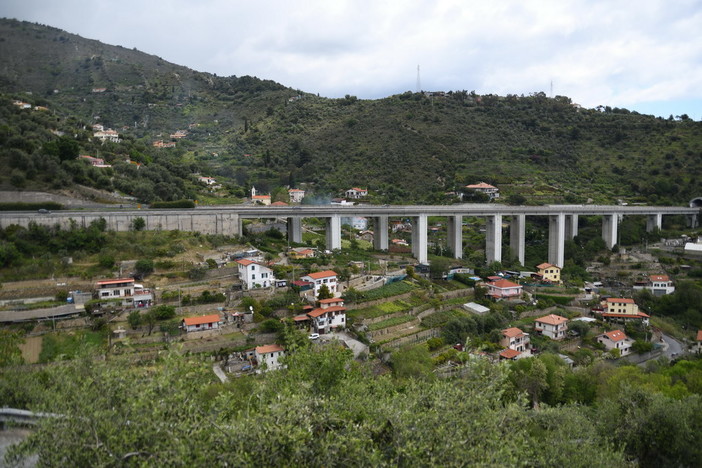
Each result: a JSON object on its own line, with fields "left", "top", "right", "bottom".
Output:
{"left": 1, "top": 204, "right": 698, "bottom": 268}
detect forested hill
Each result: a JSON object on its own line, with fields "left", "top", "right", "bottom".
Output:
{"left": 1, "top": 18, "right": 701, "bottom": 206}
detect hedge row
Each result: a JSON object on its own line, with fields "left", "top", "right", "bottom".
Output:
{"left": 150, "top": 200, "right": 196, "bottom": 209}
{"left": 0, "top": 202, "right": 63, "bottom": 211}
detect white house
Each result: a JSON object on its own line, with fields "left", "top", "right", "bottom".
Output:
{"left": 198, "top": 176, "right": 217, "bottom": 185}
{"left": 300, "top": 270, "right": 339, "bottom": 297}
{"left": 255, "top": 344, "right": 286, "bottom": 371}
{"left": 534, "top": 314, "right": 568, "bottom": 340}
{"left": 465, "top": 182, "right": 499, "bottom": 200}
{"left": 500, "top": 327, "right": 530, "bottom": 354}
{"left": 182, "top": 314, "right": 221, "bottom": 333}
{"left": 342, "top": 216, "right": 368, "bottom": 231}
{"left": 93, "top": 129, "right": 121, "bottom": 143}
{"left": 597, "top": 329, "right": 634, "bottom": 356}
{"left": 236, "top": 259, "right": 275, "bottom": 289}
{"left": 307, "top": 298, "right": 346, "bottom": 334}
{"left": 288, "top": 188, "right": 305, "bottom": 203}
{"left": 96, "top": 278, "right": 134, "bottom": 298}
{"left": 345, "top": 187, "right": 368, "bottom": 199}
{"left": 633, "top": 274, "right": 675, "bottom": 296}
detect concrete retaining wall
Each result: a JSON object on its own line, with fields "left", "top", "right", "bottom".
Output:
{"left": 0, "top": 211, "right": 242, "bottom": 236}
{"left": 383, "top": 328, "right": 440, "bottom": 349}
{"left": 368, "top": 318, "right": 420, "bottom": 339}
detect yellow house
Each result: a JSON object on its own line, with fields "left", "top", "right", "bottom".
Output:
{"left": 536, "top": 263, "right": 561, "bottom": 283}
{"left": 602, "top": 298, "right": 650, "bottom": 325}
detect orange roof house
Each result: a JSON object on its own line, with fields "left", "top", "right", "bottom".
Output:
{"left": 182, "top": 314, "right": 221, "bottom": 332}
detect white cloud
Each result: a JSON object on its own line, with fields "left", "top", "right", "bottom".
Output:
{"left": 1, "top": 0, "right": 701, "bottom": 116}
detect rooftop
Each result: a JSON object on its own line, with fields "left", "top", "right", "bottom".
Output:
{"left": 535, "top": 314, "right": 568, "bottom": 326}
{"left": 183, "top": 314, "right": 220, "bottom": 326}
{"left": 304, "top": 270, "right": 338, "bottom": 280}
{"left": 256, "top": 344, "right": 284, "bottom": 354}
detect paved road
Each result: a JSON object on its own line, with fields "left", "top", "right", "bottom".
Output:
{"left": 661, "top": 333, "right": 684, "bottom": 359}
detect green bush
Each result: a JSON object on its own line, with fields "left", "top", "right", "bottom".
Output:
{"left": 0, "top": 202, "right": 62, "bottom": 211}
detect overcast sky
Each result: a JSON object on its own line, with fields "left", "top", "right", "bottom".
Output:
{"left": 2, "top": 0, "right": 701, "bottom": 119}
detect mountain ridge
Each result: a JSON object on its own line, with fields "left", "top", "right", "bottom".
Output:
{"left": 1, "top": 18, "right": 701, "bottom": 206}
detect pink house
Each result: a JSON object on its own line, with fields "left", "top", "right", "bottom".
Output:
{"left": 486, "top": 279, "right": 522, "bottom": 299}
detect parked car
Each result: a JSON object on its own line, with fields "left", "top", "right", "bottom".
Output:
{"left": 308, "top": 333, "right": 320, "bottom": 340}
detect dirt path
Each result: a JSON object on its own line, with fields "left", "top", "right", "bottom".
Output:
{"left": 18, "top": 336, "right": 42, "bottom": 364}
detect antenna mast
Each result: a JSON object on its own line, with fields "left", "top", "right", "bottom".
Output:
{"left": 416, "top": 65, "right": 421, "bottom": 93}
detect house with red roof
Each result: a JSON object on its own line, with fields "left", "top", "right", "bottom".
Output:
{"left": 597, "top": 329, "right": 634, "bottom": 356}
{"left": 345, "top": 187, "right": 368, "bottom": 199}
{"left": 534, "top": 314, "right": 569, "bottom": 340}
{"left": 633, "top": 274, "right": 675, "bottom": 296}
{"left": 601, "top": 298, "right": 650, "bottom": 325}
{"left": 300, "top": 270, "right": 339, "bottom": 297}
{"left": 250, "top": 186, "right": 271, "bottom": 206}
{"left": 536, "top": 262, "right": 561, "bottom": 283}
{"left": 288, "top": 188, "right": 305, "bottom": 203}
{"left": 307, "top": 298, "right": 346, "bottom": 333}
{"left": 500, "top": 327, "right": 530, "bottom": 353}
{"left": 464, "top": 182, "right": 499, "bottom": 200}
{"left": 499, "top": 348, "right": 522, "bottom": 360}
{"left": 486, "top": 279, "right": 523, "bottom": 299}
{"left": 235, "top": 258, "right": 275, "bottom": 290}
{"left": 182, "top": 314, "right": 221, "bottom": 333}
{"left": 254, "top": 344, "right": 286, "bottom": 371}
{"left": 96, "top": 278, "right": 135, "bottom": 298}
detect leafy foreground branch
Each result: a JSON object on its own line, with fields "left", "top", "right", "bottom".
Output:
{"left": 1, "top": 346, "right": 700, "bottom": 466}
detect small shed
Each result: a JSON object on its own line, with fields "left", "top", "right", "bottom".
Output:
{"left": 463, "top": 302, "right": 490, "bottom": 315}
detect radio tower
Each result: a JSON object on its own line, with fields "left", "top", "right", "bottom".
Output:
{"left": 416, "top": 65, "right": 421, "bottom": 93}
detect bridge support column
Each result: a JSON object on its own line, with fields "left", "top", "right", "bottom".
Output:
{"left": 646, "top": 213, "right": 662, "bottom": 232}
{"left": 565, "top": 214, "right": 579, "bottom": 240}
{"left": 325, "top": 215, "right": 342, "bottom": 251}
{"left": 411, "top": 214, "right": 428, "bottom": 264}
{"left": 373, "top": 216, "right": 389, "bottom": 250}
{"left": 509, "top": 214, "right": 525, "bottom": 266}
{"left": 287, "top": 217, "right": 302, "bottom": 244}
{"left": 447, "top": 215, "right": 462, "bottom": 259}
{"left": 688, "top": 214, "right": 699, "bottom": 228}
{"left": 548, "top": 213, "right": 565, "bottom": 268}
{"left": 486, "top": 214, "right": 502, "bottom": 264}
{"left": 602, "top": 214, "right": 619, "bottom": 249}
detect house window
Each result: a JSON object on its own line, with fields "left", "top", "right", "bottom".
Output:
{"left": 251, "top": 265, "right": 255, "bottom": 271}
{"left": 252, "top": 274, "right": 256, "bottom": 280}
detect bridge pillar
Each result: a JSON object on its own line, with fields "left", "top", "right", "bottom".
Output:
{"left": 287, "top": 217, "right": 302, "bottom": 244}
{"left": 373, "top": 216, "right": 389, "bottom": 250}
{"left": 548, "top": 213, "right": 565, "bottom": 268}
{"left": 565, "top": 214, "right": 579, "bottom": 240}
{"left": 646, "top": 213, "right": 662, "bottom": 232}
{"left": 509, "top": 214, "right": 525, "bottom": 266}
{"left": 447, "top": 215, "right": 462, "bottom": 259}
{"left": 688, "top": 214, "right": 699, "bottom": 228}
{"left": 486, "top": 214, "right": 502, "bottom": 264}
{"left": 326, "top": 215, "right": 342, "bottom": 251}
{"left": 411, "top": 214, "right": 428, "bottom": 264}
{"left": 602, "top": 214, "right": 619, "bottom": 249}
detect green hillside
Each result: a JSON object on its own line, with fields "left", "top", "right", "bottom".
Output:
{"left": 1, "top": 18, "right": 701, "bottom": 205}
